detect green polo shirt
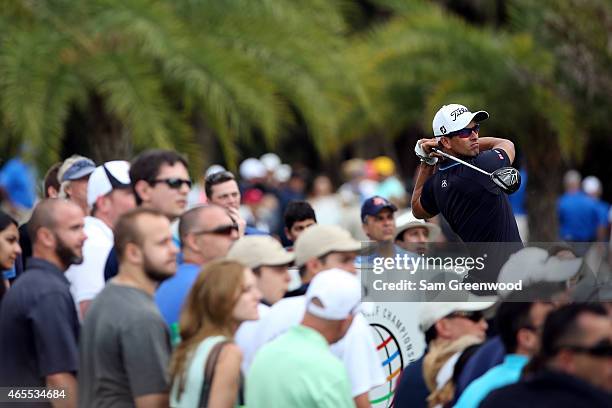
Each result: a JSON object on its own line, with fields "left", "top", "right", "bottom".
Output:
{"left": 247, "top": 325, "right": 354, "bottom": 408}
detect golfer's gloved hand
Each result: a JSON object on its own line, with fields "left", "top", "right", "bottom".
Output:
{"left": 415, "top": 140, "right": 438, "bottom": 166}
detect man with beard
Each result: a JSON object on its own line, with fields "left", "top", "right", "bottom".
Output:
{"left": 0, "top": 199, "right": 86, "bottom": 407}
{"left": 78, "top": 208, "right": 178, "bottom": 408}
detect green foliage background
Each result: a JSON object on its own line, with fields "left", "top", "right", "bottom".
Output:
{"left": 1, "top": 0, "right": 610, "bottom": 239}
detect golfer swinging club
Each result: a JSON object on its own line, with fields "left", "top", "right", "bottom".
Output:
{"left": 411, "top": 104, "right": 523, "bottom": 287}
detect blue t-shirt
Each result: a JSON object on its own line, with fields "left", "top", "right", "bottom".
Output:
{"left": 155, "top": 263, "right": 201, "bottom": 329}
{"left": 557, "top": 192, "right": 600, "bottom": 241}
{"left": 595, "top": 200, "right": 610, "bottom": 228}
{"left": 454, "top": 335, "right": 506, "bottom": 401}
{"left": 455, "top": 354, "right": 528, "bottom": 408}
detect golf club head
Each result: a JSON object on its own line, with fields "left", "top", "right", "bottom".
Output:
{"left": 491, "top": 167, "right": 521, "bottom": 194}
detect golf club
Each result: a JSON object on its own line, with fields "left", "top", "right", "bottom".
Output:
{"left": 431, "top": 148, "right": 521, "bottom": 194}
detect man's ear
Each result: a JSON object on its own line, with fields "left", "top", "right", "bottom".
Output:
{"left": 183, "top": 232, "right": 199, "bottom": 253}
{"left": 439, "top": 137, "right": 452, "bottom": 150}
{"left": 124, "top": 242, "right": 143, "bottom": 265}
{"left": 133, "top": 180, "right": 151, "bottom": 204}
{"left": 37, "top": 227, "right": 56, "bottom": 248}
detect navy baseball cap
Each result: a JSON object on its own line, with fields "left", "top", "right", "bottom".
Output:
{"left": 361, "top": 196, "right": 397, "bottom": 223}
{"left": 59, "top": 155, "right": 96, "bottom": 182}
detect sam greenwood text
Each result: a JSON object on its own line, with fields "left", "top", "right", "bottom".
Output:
{"left": 372, "top": 279, "right": 523, "bottom": 292}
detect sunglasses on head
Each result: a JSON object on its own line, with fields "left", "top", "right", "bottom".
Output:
{"left": 558, "top": 339, "right": 612, "bottom": 357}
{"left": 151, "top": 178, "right": 192, "bottom": 189}
{"left": 205, "top": 171, "right": 235, "bottom": 184}
{"left": 448, "top": 123, "right": 480, "bottom": 138}
{"left": 192, "top": 222, "right": 239, "bottom": 236}
{"left": 446, "top": 310, "right": 485, "bottom": 323}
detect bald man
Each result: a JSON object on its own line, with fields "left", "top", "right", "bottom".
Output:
{"left": 155, "top": 204, "right": 239, "bottom": 339}
{"left": 0, "top": 199, "right": 86, "bottom": 407}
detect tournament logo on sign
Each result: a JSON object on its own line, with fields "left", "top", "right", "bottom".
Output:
{"left": 364, "top": 303, "right": 424, "bottom": 408}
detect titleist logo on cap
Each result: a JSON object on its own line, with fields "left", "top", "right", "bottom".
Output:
{"left": 450, "top": 107, "right": 468, "bottom": 121}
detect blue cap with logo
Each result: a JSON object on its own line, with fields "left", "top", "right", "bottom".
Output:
{"left": 361, "top": 195, "right": 397, "bottom": 223}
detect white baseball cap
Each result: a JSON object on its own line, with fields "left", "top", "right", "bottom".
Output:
{"left": 260, "top": 153, "right": 281, "bottom": 172}
{"left": 87, "top": 160, "right": 131, "bottom": 207}
{"left": 294, "top": 224, "right": 361, "bottom": 267}
{"left": 418, "top": 301, "right": 495, "bottom": 332}
{"left": 227, "top": 236, "right": 295, "bottom": 269}
{"left": 305, "top": 268, "right": 362, "bottom": 320}
{"left": 497, "top": 247, "right": 583, "bottom": 296}
{"left": 239, "top": 158, "right": 266, "bottom": 180}
{"left": 432, "top": 104, "right": 489, "bottom": 137}
{"left": 582, "top": 175, "right": 602, "bottom": 195}
{"left": 395, "top": 211, "right": 441, "bottom": 241}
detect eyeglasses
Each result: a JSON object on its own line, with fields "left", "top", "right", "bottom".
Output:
{"left": 446, "top": 310, "right": 485, "bottom": 323}
{"left": 448, "top": 123, "right": 480, "bottom": 138}
{"left": 151, "top": 178, "right": 192, "bottom": 189}
{"left": 557, "top": 339, "right": 612, "bottom": 357}
{"left": 192, "top": 223, "right": 239, "bottom": 236}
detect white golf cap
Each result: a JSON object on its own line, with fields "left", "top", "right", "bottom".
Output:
{"left": 432, "top": 104, "right": 489, "bottom": 137}
{"left": 274, "top": 164, "right": 292, "bottom": 183}
{"left": 260, "top": 153, "right": 281, "bottom": 171}
{"left": 395, "top": 211, "right": 441, "bottom": 241}
{"left": 239, "top": 158, "right": 266, "bottom": 180}
{"left": 582, "top": 175, "right": 602, "bottom": 195}
{"left": 418, "top": 301, "right": 495, "bottom": 332}
{"left": 305, "top": 268, "right": 362, "bottom": 320}
{"left": 87, "top": 160, "right": 131, "bottom": 207}
{"left": 497, "top": 247, "right": 583, "bottom": 296}
{"left": 227, "top": 236, "right": 295, "bottom": 269}
{"left": 294, "top": 224, "right": 361, "bottom": 267}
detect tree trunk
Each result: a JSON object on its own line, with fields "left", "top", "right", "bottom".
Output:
{"left": 525, "top": 125, "right": 561, "bottom": 242}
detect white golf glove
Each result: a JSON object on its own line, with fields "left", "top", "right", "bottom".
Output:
{"left": 415, "top": 140, "right": 438, "bottom": 166}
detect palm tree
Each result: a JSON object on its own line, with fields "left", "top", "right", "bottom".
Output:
{"left": 0, "top": 0, "right": 367, "bottom": 173}
{"left": 343, "top": 0, "right": 580, "bottom": 240}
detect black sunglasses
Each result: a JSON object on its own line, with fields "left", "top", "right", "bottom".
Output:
{"left": 448, "top": 123, "right": 480, "bottom": 138}
{"left": 151, "top": 178, "right": 192, "bottom": 189}
{"left": 192, "top": 223, "right": 239, "bottom": 236}
{"left": 446, "top": 310, "right": 484, "bottom": 323}
{"left": 558, "top": 339, "right": 612, "bottom": 357}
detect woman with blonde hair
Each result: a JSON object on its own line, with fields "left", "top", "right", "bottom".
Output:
{"left": 169, "top": 259, "right": 261, "bottom": 408}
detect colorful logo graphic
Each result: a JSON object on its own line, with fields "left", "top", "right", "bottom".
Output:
{"left": 364, "top": 303, "right": 424, "bottom": 408}
{"left": 369, "top": 324, "right": 404, "bottom": 407}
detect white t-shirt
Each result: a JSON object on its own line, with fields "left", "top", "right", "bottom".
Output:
{"left": 65, "top": 216, "right": 114, "bottom": 317}
{"left": 247, "top": 296, "right": 385, "bottom": 397}
{"left": 235, "top": 303, "right": 270, "bottom": 373}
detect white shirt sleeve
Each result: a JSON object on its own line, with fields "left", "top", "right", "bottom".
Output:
{"left": 331, "top": 313, "right": 386, "bottom": 397}
{"left": 236, "top": 304, "right": 270, "bottom": 373}
{"left": 65, "top": 240, "right": 110, "bottom": 306}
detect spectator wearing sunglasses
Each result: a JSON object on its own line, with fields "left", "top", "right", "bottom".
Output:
{"left": 411, "top": 104, "right": 523, "bottom": 286}
{"left": 393, "top": 301, "right": 493, "bottom": 408}
{"left": 455, "top": 299, "right": 554, "bottom": 408}
{"left": 104, "top": 149, "right": 190, "bottom": 281}
{"left": 156, "top": 204, "right": 239, "bottom": 343}
{"left": 205, "top": 170, "right": 268, "bottom": 236}
{"left": 480, "top": 303, "right": 612, "bottom": 407}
